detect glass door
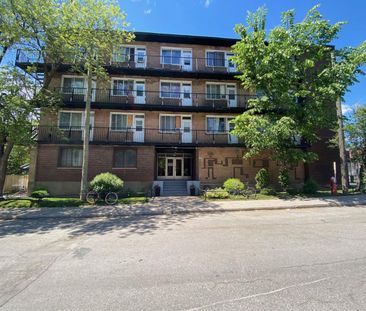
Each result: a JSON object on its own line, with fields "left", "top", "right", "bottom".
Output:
{"left": 134, "top": 81, "right": 145, "bottom": 104}
{"left": 182, "top": 50, "right": 192, "bottom": 71}
{"left": 133, "top": 115, "right": 144, "bottom": 142}
{"left": 182, "top": 84, "right": 192, "bottom": 106}
{"left": 181, "top": 116, "right": 192, "bottom": 143}
{"left": 227, "top": 85, "right": 237, "bottom": 107}
{"left": 165, "top": 157, "right": 184, "bottom": 178}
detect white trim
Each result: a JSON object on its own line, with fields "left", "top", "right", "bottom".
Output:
{"left": 110, "top": 78, "right": 146, "bottom": 97}
{"left": 205, "top": 49, "right": 228, "bottom": 67}
{"left": 61, "top": 75, "right": 86, "bottom": 94}
{"left": 205, "top": 82, "right": 237, "bottom": 100}
{"left": 159, "top": 80, "right": 192, "bottom": 99}
{"left": 160, "top": 47, "right": 192, "bottom": 66}
{"left": 205, "top": 115, "right": 235, "bottom": 134}
{"left": 109, "top": 112, "right": 144, "bottom": 132}
{"left": 159, "top": 114, "right": 192, "bottom": 133}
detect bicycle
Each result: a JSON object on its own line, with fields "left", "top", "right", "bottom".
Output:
{"left": 86, "top": 190, "right": 119, "bottom": 205}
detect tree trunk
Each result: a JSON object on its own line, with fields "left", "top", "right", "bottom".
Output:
{"left": 336, "top": 99, "right": 349, "bottom": 193}
{"left": 79, "top": 69, "right": 92, "bottom": 201}
{"left": 0, "top": 142, "right": 14, "bottom": 197}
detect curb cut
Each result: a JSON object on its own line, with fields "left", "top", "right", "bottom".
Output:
{"left": 1, "top": 202, "right": 365, "bottom": 221}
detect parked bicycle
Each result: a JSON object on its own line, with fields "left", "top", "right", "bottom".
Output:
{"left": 86, "top": 190, "right": 119, "bottom": 205}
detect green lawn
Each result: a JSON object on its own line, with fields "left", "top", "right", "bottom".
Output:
{"left": 0, "top": 196, "right": 149, "bottom": 208}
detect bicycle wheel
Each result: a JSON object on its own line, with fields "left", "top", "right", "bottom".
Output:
{"left": 105, "top": 192, "right": 118, "bottom": 205}
{"left": 86, "top": 191, "right": 99, "bottom": 204}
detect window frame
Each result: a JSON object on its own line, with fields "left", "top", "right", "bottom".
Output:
{"left": 205, "top": 115, "right": 236, "bottom": 134}
{"left": 159, "top": 80, "right": 192, "bottom": 99}
{"left": 113, "top": 148, "right": 137, "bottom": 169}
{"left": 58, "top": 110, "right": 84, "bottom": 129}
{"left": 205, "top": 50, "right": 226, "bottom": 67}
{"left": 205, "top": 82, "right": 237, "bottom": 100}
{"left": 58, "top": 147, "right": 83, "bottom": 168}
{"left": 160, "top": 47, "right": 192, "bottom": 66}
{"left": 61, "top": 75, "right": 86, "bottom": 95}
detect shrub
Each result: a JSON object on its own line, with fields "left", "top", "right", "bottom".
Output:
{"left": 302, "top": 179, "right": 319, "bottom": 194}
{"left": 89, "top": 173, "right": 124, "bottom": 197}
{"left": 278, "top": 169, "right": 290, "bottom": 192}
{"left": 205, "top": 188, "right": 230, "bottom": 199}
{"left": 260, "top": 187, "right": 276, "bottom": 196}
{"left": 30, "top": 188, "right": 50, "bottom": 199}
{"left": 255, "top": 168, "right": 270, "bottom": 190}
{"left": 287, "top": 187, "right": 300, "bottom": 195}
{"left": 223, "top": 178, "right": 245, "bottom": 192}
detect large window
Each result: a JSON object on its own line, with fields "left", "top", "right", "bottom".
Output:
{"left": 207, "top": 117, "right": 227, "bottom": 133}
{"left": 62, "top": 77, "right": 85, "bottom": 94}
{"left": 58, "top": 148, "right": 82, "bottom": 167}
{"left": 112, "top": 46, "right": 135, "bottom": 63}
{"left": 59, "top": 111, "right": 83, "bottom": 129}
{"left": 206, "top": 51, "right": 225, "bottom": 67}
{"left": 112, "top": 80, "right": 134, "bottom": 96}
{"left": 206, "top": 84, "right": 226, "bottom": 100}
{"left": 160, "top": 115, "right": 176, "bottom": 132}
{"left": 160, "top": 82, "right": 181, "bottom": 98}
{"left": 114, "top": 149, "right": 137, "bottom": 168}
{"left": 111, "top": 114, "right": 128, "bottom": 131}
{"left": 161, "top": 49, "right": 181, "bottom": 65}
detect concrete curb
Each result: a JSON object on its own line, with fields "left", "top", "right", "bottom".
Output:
{"left": 1, "top": 200, "right": 365, "bottom": 220}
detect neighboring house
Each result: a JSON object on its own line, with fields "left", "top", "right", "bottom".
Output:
{"left": 15, "top": 32, "right": 340, "bottom": 195}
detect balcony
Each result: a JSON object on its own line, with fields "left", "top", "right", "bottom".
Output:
{"left": 55, "top": 87, "right": 256, "bottom": 112}
{"left": 37, "top": 126, "right": 243, "bottom": 147}
{"left": 15, "top": 50, "right": 240, "bottom": 77}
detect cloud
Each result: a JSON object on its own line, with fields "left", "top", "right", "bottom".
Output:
{"left": 204, "top": 0, "right": 211, "bottom": 8}
{"left": 144, "top": 9, "right": 152, "bottom": 14}
{"left": 342, "top": 103, "right": 353, "bottom": 115}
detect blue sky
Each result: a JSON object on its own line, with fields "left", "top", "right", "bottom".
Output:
{"left": 120, "top": 0, "right": 366, "bottom": 114}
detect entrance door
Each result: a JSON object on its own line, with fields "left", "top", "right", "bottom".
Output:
{"left": 166, "top": 157, "right": 184, "bottom": 178}
{"left": 181, "top": 116, "right": 192, "bottom": 143}
{"left": 134, "top": 81, "right": 145, "bottom": 104}
{"left": 228, "top": 118, "right": 238, "bottom": 144}
{"left": 133, "top": 115, "right": 144, "bottom": 142}
{"left": 227, "top": 85, "right": 237, "bottom": 107}
{"left": 182, "top": 84, "right": 192, "bottom": 106}
{"left": 182, "top": 50, "right": 192, "bottom": 71}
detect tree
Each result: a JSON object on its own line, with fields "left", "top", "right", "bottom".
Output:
{"left": 231, "top": 6, "right": 366, "bottom": 189}
{"left": 345, "top": 105, "right": 366, "bottom": 191}
{"left": 6, "top": 145, "right": 30, "bottom": 175}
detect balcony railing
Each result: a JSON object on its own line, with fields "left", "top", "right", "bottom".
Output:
{"left": 16, "top": 50, "right": 239, "bottom": 74}
{"left": 54, "top": 87, "right": 256, "bottom": 109}
{"left": 37, "top": 126, "right": 243, "bottom": 146}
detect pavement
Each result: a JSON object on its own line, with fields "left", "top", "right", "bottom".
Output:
{"left": 1, "top": 194, "right": 366, "bottom": 220}
{"left": 1, "top": 207, "right": 366, "bottom": 310}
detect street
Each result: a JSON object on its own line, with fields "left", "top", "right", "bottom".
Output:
{"left": 0, "top": 207, "right": 365, "bottom": 310}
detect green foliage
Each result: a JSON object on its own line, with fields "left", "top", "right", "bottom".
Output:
{"left": 302, "top": 179, "right": 319, "bottom": 194}
{"left": 232, "top": 5, "right": 366, "bottom": 166}
{"left": 89, "top": 173, "right": 124, "bottom": 197}
{"left": 6, "top": 146, "right": 30, "bottom": 175}
{"left": 205, "top": 188, "right": 230, "bottom": 199}
{"left": 278, "top": 168, "right": 290, "bottom": 191}
{"left": 255, "top": 168, "right": 270, "bottom": 190}
{"left": 259, "top": 187, "right": 277, "bottom": 196}
{"left": 287, "top": 187, "right": 301, "bottom": 195}
{"left": 30, "top": 188, "right": 50, "bottom": 199}
{"left": 223, "top": 178, "right": 245, "bottom": 192}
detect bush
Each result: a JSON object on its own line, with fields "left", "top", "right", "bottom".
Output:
{"left": 223, "top": 178, "right": 245, "bottom": 192}
{"left": 89, "top": 173, "right": 124, "bottom": 197}
{"left": 287, "top": 187, "right": 300, "bottom": 195}
{"left": 30, "top": 188, "right": 50, "bottom": 199}
{"left": 205, "top": 188, "right": 230, "bottom": 199}
{"left": 278, "top": 169, "right": 290, "bottom": 192}
{"left": 260, "top": 187, "right": 277, "bottom": 196}
{"left": 302, "top": 179, "right": 319, "bottom": 194}
{"left": 255, "top": 168, "right": 270, "bottom": 190}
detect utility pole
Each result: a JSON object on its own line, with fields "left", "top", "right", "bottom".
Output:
{"left": 336, "top": 98, "right": 349, "bottom": 193}
{"left": 80, "top": 68, "right": 92, "bottom": 201}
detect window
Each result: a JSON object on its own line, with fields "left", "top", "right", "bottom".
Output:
{"left": 160, "top": 115, "right": 176, "bottom": 132}
{"left": 112, "top": 80, "right": 134, "bottom": 96}
{"left": 161, "top": 82, "right": 181, "bottom": 98}
{"left": 111, "top": 114, "right": 128, "bottom": 131}
{"left": 206, "top": 84, "right": 226, "bottom": 100}
{"left": 112, "top": 46, "right": 135, "bottom": 63}
{"left": 62, "top": 77, "right": 85, "bottom": 94}
{"left": 59, "top": 148, "right": 82, "bottom": 167}
{"left": 59, "top": 112, "right": 83, "bottom": 129}
{"left": 161, "top": 49, "right": 181, "bottom": 65}
{"left": 207, "top": 117, "right": 227, "bottom": 133}
{"left": 114, "top": 149, "right": 137, "bottom": 168}
{"left": 136, "top": 48, "right": 146, "bottom": 64}
{"left": 206, "top": 51, "right": 225, "bottom": 67}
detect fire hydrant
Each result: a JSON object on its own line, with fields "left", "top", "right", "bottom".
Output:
{"left": 330, "top": 176, "right": 337, "bottom": 195}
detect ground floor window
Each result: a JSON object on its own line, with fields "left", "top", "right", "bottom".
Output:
{"left": 113, "top": 148, "right": 137, "bottom": 168}
{"left": 58, "top": 147, "right": 83, "bottom": 167}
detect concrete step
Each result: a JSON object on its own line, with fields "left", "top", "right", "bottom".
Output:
{"left": 163, "top": 181, "right": 188, "bottom": 196}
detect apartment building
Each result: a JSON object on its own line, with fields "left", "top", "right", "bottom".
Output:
{"left": 16, "top": 32, "right": 340, "bottom": 195}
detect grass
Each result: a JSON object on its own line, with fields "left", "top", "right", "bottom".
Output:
{"left": 0, "top": 196, "right": 149, "bottom": 208}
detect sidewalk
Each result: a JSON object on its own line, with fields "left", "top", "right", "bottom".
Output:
{"left": 1, "top": 195, "right": 366, "bottom": 220}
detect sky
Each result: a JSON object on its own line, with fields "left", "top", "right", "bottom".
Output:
{"left": 119, "top": 0, "right": 366, "bottom": 114}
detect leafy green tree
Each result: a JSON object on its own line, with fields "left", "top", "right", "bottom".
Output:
{"left": 345, "top": 105, "right": 366, "bottom": 191}
{"left": 255, "top": 168, "right": 269, "bottom": 190}
{"left": 6, "top": 145, "right": 30, "bottom": 175}
{"left": 278, "top": 168, "right": 290, "bottom": 192}
{"left": 231, "top": 6, "right": 366, "bottom": 177}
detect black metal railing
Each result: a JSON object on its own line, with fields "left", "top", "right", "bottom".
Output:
{"left": 16, "top": 49, "right": 239, "bottom": 73}
{"left": 37, "top": 126, "right": 243, "bottom": 146}
{"left": 54, "top": 87, "right": 256, "bottom": 109}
